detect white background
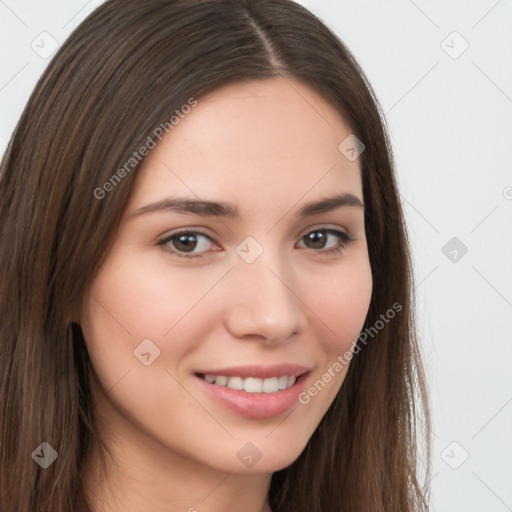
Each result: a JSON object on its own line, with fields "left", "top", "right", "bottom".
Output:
{"left": 1, "top": 1, "right": 511, "bottom": 511}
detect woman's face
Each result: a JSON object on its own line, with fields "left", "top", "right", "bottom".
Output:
{"left": 81, "top": 77, "right": 372, "bottom": 474}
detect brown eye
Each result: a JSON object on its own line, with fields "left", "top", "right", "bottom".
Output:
{"left": 298, "top": 228, "right": 353, "bottom": 254}
{"left": 172, "top": 233, "right": 199, "bottom": 252}
{"left": 158, "top": 230, "right": 217, "bottom": 258}
{"left": 304, "top": 231, "right": 328, "bottom": 249}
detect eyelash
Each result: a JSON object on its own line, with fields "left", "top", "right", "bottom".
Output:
{"left": 157, "top": 227, "right": 354, "bottom": 259}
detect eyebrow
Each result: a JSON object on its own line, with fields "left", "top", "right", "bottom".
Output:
{"left": 129, "top": 192, "right": 364, "bottom": 220}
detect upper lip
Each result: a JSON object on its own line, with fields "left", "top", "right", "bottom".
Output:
{"left": 194, "top": 364, "right": 311, "bottom": 379}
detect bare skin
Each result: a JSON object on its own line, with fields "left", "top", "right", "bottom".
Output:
{"left": 81, "top": 76, "right": 372, "bottom": 512}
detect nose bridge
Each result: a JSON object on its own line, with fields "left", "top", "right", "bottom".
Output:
{"left": 224, "top": 243, "right": 307, "bottom": 342}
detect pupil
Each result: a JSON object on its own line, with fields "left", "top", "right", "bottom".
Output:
{"left": 308, "top": 231, "right": 325, "bottom": 248}
{"left": 176, "top": 234, "right": 196, "bottom": 252}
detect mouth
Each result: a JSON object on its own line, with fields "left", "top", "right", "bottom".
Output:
{"left": 192, "top": 366, "right": 311, "bottom": 419}
{"left": 194, "top": 372, "right": 305, "bottom": 393}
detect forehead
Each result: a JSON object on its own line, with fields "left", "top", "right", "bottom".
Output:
{"left": 127, "top": 77, "right": 363, "bottom": 217}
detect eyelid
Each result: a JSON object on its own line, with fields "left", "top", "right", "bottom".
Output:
{"left": 298, "top": 223, "right": 351, "bottom": 239}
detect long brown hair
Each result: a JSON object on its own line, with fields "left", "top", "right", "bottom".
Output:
{"left": 0, "top": 0, "right": 431, "bottom": 510}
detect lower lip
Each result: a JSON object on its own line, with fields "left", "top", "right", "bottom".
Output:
{"left": 194, "top": 373, "right": 309, "bottom": 419}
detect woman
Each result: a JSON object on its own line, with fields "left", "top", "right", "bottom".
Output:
{"left": 0, "top": 0, "right": 431, "bottom": 510}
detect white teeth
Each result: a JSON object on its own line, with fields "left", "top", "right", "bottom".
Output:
{"left": 214, "top": 375, "right": 228, "bottom": 386}
{"left": 262, "top": 377, "right": 278, "bottom": 393}
{"left": 278, "top": 376, "right": 288, "bottom": 390}
{"left": 200, "top": 374, "right": 298, "bottom": 393}
{"left": 227, "top": 376, "right": 244, "bottom": 390}
{"left": 244, "top": 377, "right": 263, "bottom": 393}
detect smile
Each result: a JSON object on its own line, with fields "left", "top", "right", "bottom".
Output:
{"left": 193, "top": 369, "right": 311, "bottom": 419}
{"left": 197, "top": 374, "right": 296, "bottom": 393}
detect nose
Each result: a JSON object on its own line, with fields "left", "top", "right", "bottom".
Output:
{"left": 223, "top": 251, "right": 308, "bottom": 346}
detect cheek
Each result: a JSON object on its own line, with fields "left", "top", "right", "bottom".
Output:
{"left": 84, "top": 247, "right": 227, "bottom": 343}
{"left": 288, "top": 260, "right": 372, "bottom": 442}
{"left": 79, "top": 252, "right": 221, "bottom": 456}
{"left": 80, "top": 247, "right": 230, "bottom": 396}
{"left": 304, "top": 257, "right": 373, "bottom": 355}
